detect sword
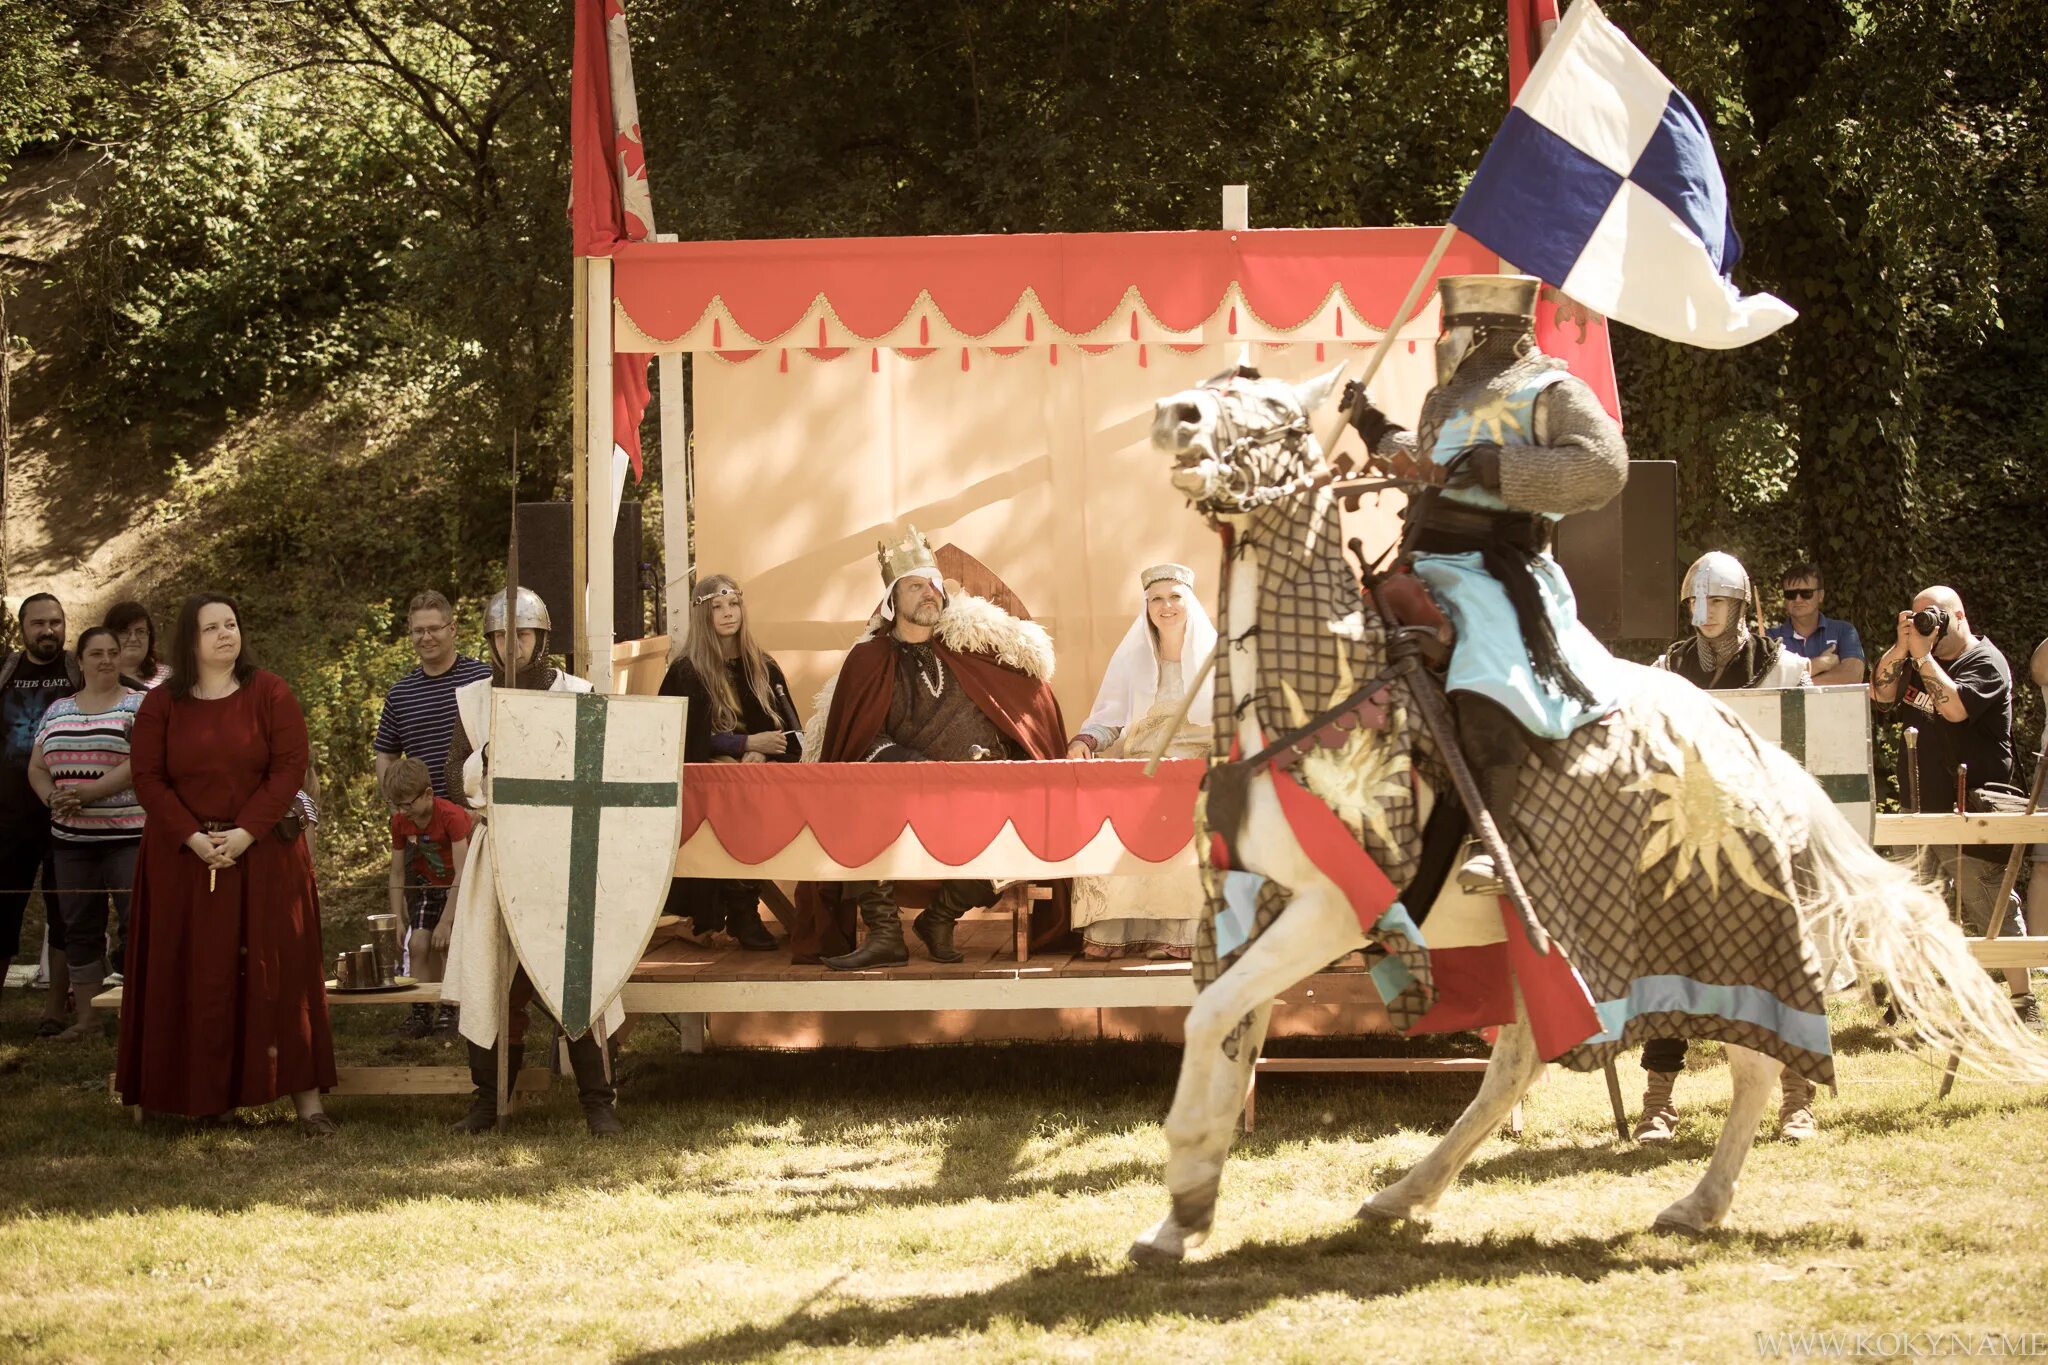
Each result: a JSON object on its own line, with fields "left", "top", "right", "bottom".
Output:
{"left": 1368, "top": 582, "right": 1552, "bottom": 956}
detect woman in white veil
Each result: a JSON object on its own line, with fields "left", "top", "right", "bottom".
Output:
{"left": 1068, "top": 564, "right": 1217, "bottom": 958}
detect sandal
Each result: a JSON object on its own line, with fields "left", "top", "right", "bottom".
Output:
{"left": 299, "top": 1112, "right": 341, "bottom": 1140}
{"left": 34, "top": 1017, "right": 65, "bottom": 1038}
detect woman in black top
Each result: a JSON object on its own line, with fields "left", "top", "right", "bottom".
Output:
{"left": 658, "top": 575, "right": 802, "bottom": 950}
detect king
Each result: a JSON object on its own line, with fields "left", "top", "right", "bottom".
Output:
{"left": 787, "top": 526, "right": 1072, "bottom": 969}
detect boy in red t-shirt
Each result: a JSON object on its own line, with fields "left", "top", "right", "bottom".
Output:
{"left": 381, "top": 756, "right": 472, "bottom": 1038}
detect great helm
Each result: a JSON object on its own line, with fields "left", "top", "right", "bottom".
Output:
{"left": 1437, "top": 274, "right": 1541, "bottom": 331}
{"left": 1679, "top": 552, "right": 1752, "bottom": 628}
{"left": 484, "top": 586, "right": 551, "bottom": 635}
{"left": 1434, "top": 274, "right": 1540, "bottom": 384}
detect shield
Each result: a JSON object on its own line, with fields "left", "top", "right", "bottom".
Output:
{"left": 488, "top": 690, "right": 686, "bottom": 1038}
{"left": 1710, "top": 686, "right": 1875, "bottom": 840}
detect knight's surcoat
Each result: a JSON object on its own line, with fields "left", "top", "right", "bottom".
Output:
{"left": 1380, "top": 337, "right": 1628, "bottom": 740}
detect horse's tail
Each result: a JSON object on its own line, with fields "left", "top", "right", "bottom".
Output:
{"left": 1776, "top": 744, "right": 2048, "bottom": 1085}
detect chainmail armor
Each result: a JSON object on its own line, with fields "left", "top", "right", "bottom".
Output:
{"left": 1375, "top": 330, "right": 1626, "bottom": 517}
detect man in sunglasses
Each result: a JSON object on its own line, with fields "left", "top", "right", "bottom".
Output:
{"left": 1767, "top": 563, "right": 1865, "bottom": 685}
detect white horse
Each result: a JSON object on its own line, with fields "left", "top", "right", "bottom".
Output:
{"left": 1130, "top": 363, "right": 2048, "bottom": 1262}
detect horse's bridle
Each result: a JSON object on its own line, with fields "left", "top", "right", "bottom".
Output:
{"left": 1188, "top": 377, "right": 1321, "bottom": 513}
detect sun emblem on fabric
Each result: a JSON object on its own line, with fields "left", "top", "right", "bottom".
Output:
{"left": 1458, "top": 394, "right": 1528, "bottom": 447}
{"left": 1625, "top": 737, "right": 1786, "bottom": 903}
{"left": 1282, "top": 659, "right": 1410, "bottom": 853}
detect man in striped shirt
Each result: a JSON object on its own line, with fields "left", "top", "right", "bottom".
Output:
{"left": 375, "top": 592, "right": 492, "bottom": 800}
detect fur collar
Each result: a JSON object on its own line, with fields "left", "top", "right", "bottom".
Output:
{"left": 801, "top": 594, "right": 1054, "bottom": 760}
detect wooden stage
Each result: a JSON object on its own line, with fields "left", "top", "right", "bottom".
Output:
{"left": 621, "top": 914, "right": 1394, "bottom": 1049}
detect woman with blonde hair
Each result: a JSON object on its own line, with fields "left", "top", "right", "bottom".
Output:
{"left": 657, "top": 575, "right": 802, "bottom": 950}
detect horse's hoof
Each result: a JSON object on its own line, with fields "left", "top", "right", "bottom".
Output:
{"left": 1129, "top": 1217, "right": 1200, "bottom": 1265}
{"left": 1128, "top": 1236, "right": 1185, "bottom": 1266}
{"left": 1357, "top": 1194, "right": 1426, "bottom": 1225}
{"left": 1652, "top": 1203, "right": 1713, "bottom": 1235}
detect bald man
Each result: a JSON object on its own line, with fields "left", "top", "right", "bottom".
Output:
{"left": 1870, "top": 586, "right": 2035, "bottom": 1024}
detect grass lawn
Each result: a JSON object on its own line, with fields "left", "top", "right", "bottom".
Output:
{"left": 2, "top": 965, "right": 2045, "bottom": 1362}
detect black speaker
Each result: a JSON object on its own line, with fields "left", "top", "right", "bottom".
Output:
{"left": 1554, "top": 460, "right": 1678, "bottom": 642}
{"left": 513, "top": 501, "right": 645, "bottom": 645}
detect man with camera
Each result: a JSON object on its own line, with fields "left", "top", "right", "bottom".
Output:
{"left": 1869, "top": 586, "right": 2039, "bottom": 1027}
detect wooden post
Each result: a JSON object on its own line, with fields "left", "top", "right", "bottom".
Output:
{"left": 570, "top": 256, "right": 590, "bottom": 678}
{"left": 1602, "top": 1059, "right": 1630, "bottom": 1142}
{"left": 1221, "top": 184, "right": 1248, "bottom": 232}
{"left": 659, "top": 351, "right": 689, "bottom": 643}
{"left": 494, "top": 993, "right": 513, "bottom": 1132}
{"left": 584, "top": 256, "right": 616, "bottom": 691}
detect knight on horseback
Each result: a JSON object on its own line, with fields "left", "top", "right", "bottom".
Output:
{"left": 1343, "top": 274, "right": 1628, "bottom": 893}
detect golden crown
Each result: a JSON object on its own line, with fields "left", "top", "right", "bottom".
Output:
{"left": 876, "top": 524, "right": 939, "bottom": 590}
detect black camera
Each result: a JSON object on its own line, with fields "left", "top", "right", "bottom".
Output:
{"left": 1910, "top": 604, "right": 1950, "bottom": 640}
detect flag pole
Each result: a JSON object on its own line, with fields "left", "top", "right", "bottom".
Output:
{"left": 1140, "top": 222, "right": 1457, "bottom": 778}
{"left": 1307, "top": 222, "right": 1458, "bottom": 462}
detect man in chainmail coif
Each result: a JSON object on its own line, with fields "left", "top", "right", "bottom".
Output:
{"left": 1344, "top": 274, "right": 1629, "bottom": 894}
{"left": 1654, "top": 552, "right": 1808, "bottom": 690}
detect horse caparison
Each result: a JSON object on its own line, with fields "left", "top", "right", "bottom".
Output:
{"left": 1131, "top": 364, "right": 2048, "bottom": 1261}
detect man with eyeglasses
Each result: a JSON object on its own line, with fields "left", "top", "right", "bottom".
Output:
{"left": 374, "top": 591, "right": 493, "bottom": 801}
{"left": 1767, "top": 562, "right": 1865, "bottom": 685}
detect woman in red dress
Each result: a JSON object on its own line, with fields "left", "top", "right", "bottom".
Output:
{"left": 115, "top": 593, "right": 337, "bottom": 1133}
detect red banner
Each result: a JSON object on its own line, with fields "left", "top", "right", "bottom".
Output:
{"left": 570, "top": 0, "right": 652, "bottom": 476}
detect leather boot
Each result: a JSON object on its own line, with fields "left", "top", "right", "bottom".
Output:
{"left": 822, "top": 888, "right": 909, "bottom": 971}
{"left": 1778, "top": 1070, "right": 1818, "bottom": 1142}
{"left": 1633, "top": 1070, "right": 1680, "bottom": 1142}
{"left": 452, "top": 1042, "right": 501, "bottom": 1134}
{"left": 912, "top": 907, "right": 966, "bottom": 963}
{"left": 1455, "top": 764, "right": 1521, "bottom": 894}
{"left": 727, "top": 888, "right": 779, "bottom": 953}
{"left": 565, "top": 1030, "right": 622, "bottom": 1137}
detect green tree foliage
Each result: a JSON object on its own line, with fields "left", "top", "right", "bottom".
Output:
{"left": 7, "top": 0, "right": 2045, "bottom": 883}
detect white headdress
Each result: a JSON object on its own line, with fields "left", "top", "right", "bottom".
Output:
{"left": 1081, "top": 564, "right": 1217, "bottom": 738}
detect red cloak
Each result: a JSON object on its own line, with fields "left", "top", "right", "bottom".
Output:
{"left": 787, "top": 632, "right": 1074, "bottom": 962}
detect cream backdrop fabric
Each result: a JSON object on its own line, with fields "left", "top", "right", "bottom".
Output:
{"left": 689, "top": 341, "right": 1433, "bottom": 724}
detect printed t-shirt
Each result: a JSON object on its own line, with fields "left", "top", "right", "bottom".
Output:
{"left": 391, "top": 797, "right": 474, "bottom": 888}
{"left": 1, "top": 655, "right": 76, "bottom": 827}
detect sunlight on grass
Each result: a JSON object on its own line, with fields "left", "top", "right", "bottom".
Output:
{"left": 2, "top": 986, "right": 2044, "bottom": 1362}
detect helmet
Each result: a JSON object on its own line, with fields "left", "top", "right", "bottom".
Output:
{"left": 1679, "top": 552, "right": 1751, "bottom": 628}
{"left": 484, "top": 586, "right": 550, "bottom": 635}
{"left": 1437, "top": 274, "right": 1540, "bottom": 330}
{"left": 1434, "top": 274, "right": 1539, "bottom": 384}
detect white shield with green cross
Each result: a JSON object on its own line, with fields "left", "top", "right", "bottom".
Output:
{"left": 1710, "top": 684, "right": 1875, "bottom": 840}
{"left": 487, "top": 690, "right": 687, "bottom": 1039}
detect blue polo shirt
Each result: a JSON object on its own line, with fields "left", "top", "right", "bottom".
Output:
{"left": 1768, "top": 613, "right": 1864, "bottom": 664}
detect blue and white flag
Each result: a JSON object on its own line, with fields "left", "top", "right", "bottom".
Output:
{"left": 1449, "top": 0, "right": 1795, "bottom": 349}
